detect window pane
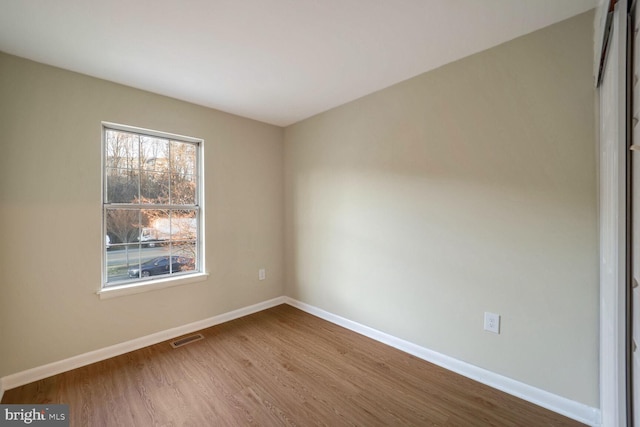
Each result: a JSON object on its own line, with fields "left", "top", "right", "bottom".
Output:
{"left": 170, "top": 141, "right": 196, "bottom": 205}
{"left": 105, "top": 130, "right": 139, "bottom": 171}
{"left": 106, "top": 208, "right": 141, "bottom": 245}
{"left": 105, "top": 130, "right": 140, "bottom": 203}
{"left": 140, "top": 209, "right": 169, "bottom": 246}
{"left": 170, "top": 210, "right": 197, "bottom": 241}
{"left": 172, "top": 241, "right": 197, "bottom": 273}
{"left": 106, "top": 243, "right": 142, "bottom": 284}
{"left": 141, "top": 171, "right": 169, "bottom": 203}
{"left": 171, "top": 173, "right": 196, "bottom": 205}
{"left": 141, "top": 136, "right": 169, "bottom": 172}
{"left": 170, "top": 141, "right": 196, "bottom": 176}
{"left": 106, "top": 168, "right": 139, "bottom": 203}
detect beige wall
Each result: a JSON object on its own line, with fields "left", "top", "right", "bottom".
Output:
{"left": 284, "top": 11, "right": 598, "bottom": 406}
{"left": 0, "top": 53, "right": 284, "bottom": 377}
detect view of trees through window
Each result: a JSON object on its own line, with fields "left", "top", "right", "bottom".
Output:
{"left": 103, "top": 126, "right": 200, "bottom": 286}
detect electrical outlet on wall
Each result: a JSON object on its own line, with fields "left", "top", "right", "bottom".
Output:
{"left": 484, "top": 312, "right": 500, "bottom": 334}
{"left": 258, "top": 268, "right": 266, "bottom": 281}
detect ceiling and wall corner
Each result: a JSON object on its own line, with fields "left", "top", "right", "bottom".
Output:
{"left": 0, "top": 0, "right": 596, "bottom": 127}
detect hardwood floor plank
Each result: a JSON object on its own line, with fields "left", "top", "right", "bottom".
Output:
{"left": 2, "top": 304, "right": 585, "bottom": 426}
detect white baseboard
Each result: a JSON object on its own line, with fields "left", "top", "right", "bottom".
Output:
{"left": 0, "top": 296, "right": 286, "bottom": 392}
{"left": 284, "top": 297, "right": 601, "bottom": 427}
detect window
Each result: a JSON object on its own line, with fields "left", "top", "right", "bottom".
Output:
{"left": 102, "top": 123, "right": 203, "bottom": 289}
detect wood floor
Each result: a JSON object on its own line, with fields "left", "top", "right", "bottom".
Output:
{"left": 2, "top": 304, "right": 585, "bottom": 426}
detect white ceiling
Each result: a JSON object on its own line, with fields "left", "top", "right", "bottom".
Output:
{"left": 0, "top": 0, "right": 597, "bottom": 126}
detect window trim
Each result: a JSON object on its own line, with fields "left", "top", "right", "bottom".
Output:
{"left": 97, "top": 272, "right": 209, "bottom": 299}
{"left": 100, "top": 122, "right": 205, "bottom": 293}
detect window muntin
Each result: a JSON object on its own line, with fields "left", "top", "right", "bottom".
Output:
{"left": 103, "top": 124, "right": 202, "bottom": 288}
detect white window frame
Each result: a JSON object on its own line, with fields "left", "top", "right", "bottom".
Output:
{"left": 99, "top": 122, "right": 206, "bottom": 299}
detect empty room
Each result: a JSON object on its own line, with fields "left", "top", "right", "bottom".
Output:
{"left": 0, "top": 0, "right": 635, "bottom": 426}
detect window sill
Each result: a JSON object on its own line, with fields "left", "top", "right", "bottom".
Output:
{"left": 98, "top": 272, "right": 209, "bottom": 300}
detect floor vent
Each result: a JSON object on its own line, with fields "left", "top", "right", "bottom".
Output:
{"left": 170, "top": 333, "right": 204, "bottom": 348}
